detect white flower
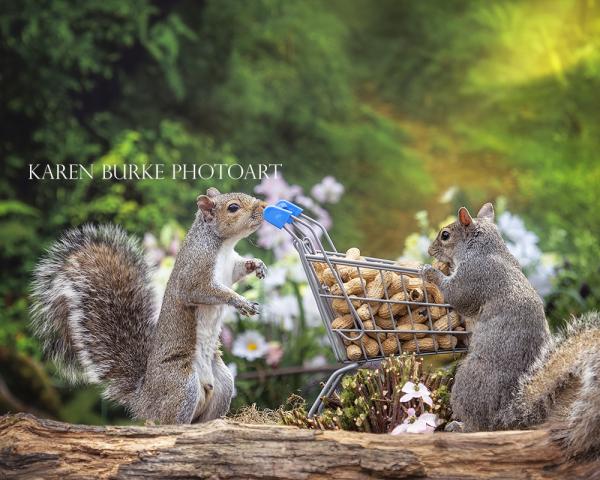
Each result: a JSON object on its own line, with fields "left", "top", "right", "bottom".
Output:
{"left": 285, "top": 258, "right": 307, "bottom": 284}
{"left": 497, "top": 212, "right": 527, "bottom": 242}
{"left": 527, "top": 254, "right": 558, "bottom": 297}
{"left": 400, "top": 381, "right": 433, "bottom": 407}
{"left": 226, "top": 362, "right": 237, "bottom": 397}
{"left": 439, "top": 186, "right": 458, "bottom": 204}
{"left": 231, "top": 331, "right": 269, "bottom": 361}
{"left": 263, "top": 294, "right": 300, "bottom": 330}
{"left": 303, "top": 354, "right": 328, "bottom": 368}
{"left": 390, "top": 408, "right": 440, "bottom": 434}
{"left": 263, "top": 266, "right": 287, "bottom": 291}
{"left": 400, "top": 233, "right": 431, "bottom": 263}
{"left": 311, "top": 176, "right": 344, "bottom": 204}
{"left": 302, "top": 291, "right": 323, "bottom": 328}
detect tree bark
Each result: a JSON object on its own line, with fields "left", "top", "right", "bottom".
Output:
{"left": 0, "top": 413, "right": 598, "bottom": 479}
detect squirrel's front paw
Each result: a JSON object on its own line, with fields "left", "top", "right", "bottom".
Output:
{"left": 245, "top": 259, "right": 267, "bottom": 279}
{"left": 234, "top": 297, "right": 260, "bottom": 317}
{"left": 422, "top": 264, "right": 440, "bottom": 284}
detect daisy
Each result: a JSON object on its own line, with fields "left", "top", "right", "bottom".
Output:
{"left": 231, "top": 330, "right": 269, "bottom": 361}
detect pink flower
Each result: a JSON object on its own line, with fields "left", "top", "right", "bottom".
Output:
{"left": 311, "top": 176, "right": 344, "bottom": 204}
{"left": 266, "top": 341, "right": 284, "bottom": 367}
{"left": 254, "top": 176, "right": 302, "bottom": 204}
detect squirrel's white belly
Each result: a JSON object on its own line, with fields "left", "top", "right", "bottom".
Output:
{"left": 192, "top": 241, "right": 237, "bottom": 409}
{"left": 214, "top": 241, "right": 236, "bottom": 286}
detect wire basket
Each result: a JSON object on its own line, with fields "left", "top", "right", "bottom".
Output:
{"left": 264, "top": 200, "right": 469, "bottom": 416}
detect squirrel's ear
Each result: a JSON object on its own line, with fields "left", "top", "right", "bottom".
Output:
{"left": 206, "top": 187, "right": 221, "bottom": 198}
{"left": 458, "top": 207, "right": 473, "bottom": 227}
{"left": 196, "top": 195, "right": 216, "bottom": 221}
{"left": 477, "top": 202, "right": 495, "bottom": 222}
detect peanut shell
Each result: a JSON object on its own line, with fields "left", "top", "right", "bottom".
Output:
{"left": 346, "top": 344, "right": 363, "bottom": 361}
{"left": 331, "top": 298, "right": 361, "bottom": 314}
{"left": 331, "top": 314, "right": 355, "bottom": 330}
{"left": 433, "top": 311, "right": 460, "bottom": 331}
{"left": 377, "top": 291, "right": 409, "bottom": 318}
{"left": 397, "top": 308, "right": 429, "bottom": 324}
{"left": 389, "top": 323, "right": 429, "bottom": 341}
{"left": 401, "top": 334, "right": 458, "bottom": 353}
{"left": 382, "top": 337, "right": 400, "bottom": 355}
{"left": 330, "top": 277, "right": 366, "bottom": 296}
{"left": 363, "top": 320, "right": 386, "bottom": 341}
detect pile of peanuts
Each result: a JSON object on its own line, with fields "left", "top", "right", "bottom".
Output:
{"left": 312, "top": 248, "right": 464, "bottom": 361}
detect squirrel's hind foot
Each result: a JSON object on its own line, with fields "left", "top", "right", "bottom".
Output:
{"left": 444, "top": 420, "right": 465, "bottom": 432}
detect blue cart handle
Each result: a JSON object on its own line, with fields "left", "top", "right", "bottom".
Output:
{"left": 264, "top": 200, "right": 304, "bottom": 229}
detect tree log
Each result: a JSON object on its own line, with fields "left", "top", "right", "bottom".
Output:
{"left": 0, "top": 413, "right": 598, "bottom": 479}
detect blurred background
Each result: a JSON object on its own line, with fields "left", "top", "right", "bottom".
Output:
{"left": 1, "top": 0, "right": 599, "bottom": 424}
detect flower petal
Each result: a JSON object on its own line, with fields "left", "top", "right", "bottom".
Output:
{"left": 400, "top": 393, "right": 415, "bottom": 403}
{"left": 417, "top": 383, "right": 431, "bottom": 396}
{"left": 401, "top": 381, "right": 416, "bottom": 394}
{"left": 390, "top": 424, "right": 408, "bottom": 435}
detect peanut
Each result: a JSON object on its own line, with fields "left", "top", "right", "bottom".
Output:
{"left": 395, "top": 259, "right": 423, "bottom": 271}
{"left": 356, "top": 303, "right": 376, "bottom": 321}
{"left": 401, "top": 334, "right": 458, "bottom": 353}
{"left": 331, "top": 314, "right": 355, "bottom": 330}
{"left": 377, "top": 291, "right": 409, "bottom": 318}
{"left": 345, "top": 247, "right": 361, "bottom": 259}
{"left": 389, "top": 323, "right": 429, "bottom": 341}
{"left": 409, "top": 287, "right": 424, "bottom": 302}
{"left": 331, "top": 298, "right": 361, "bottom": 314}
{"left": 406, "top": 277, "right": 425, "bottom": 290}
{"left": 346, "top": 344, "right": 363, "bottom": 361}
{"left": 351, "top": 267, "right": 380, "bottom": 281}
{"left": 382, "top": 336, "right": 400, "bottom": 355}
{"left": 341, "top": 330, "right": 361, "bottom": 346}
{"left": 365, "top": 271, "right": 396, "bottom": 306}
{"left": 433, "top": 311, "right": 460, "bottom": 331}
{"left": 363, "top": 337, "right": 382, "bottom": 358}
{"left": 388, "top": 273, "right": 408, "bottom": 295}
{"left": 374, "top": 316, "right": 396, "bottom": 330}
{"left": 363, "top": 320, "right": 386, "bottom": 341}
{"left": 433, "top": 260, "right": 451, "bottom": 276}
{"left": 397, "top": 308, "right": 429, "bottom": 324}
{"left": 330, "top": 277, "right": 366, "bottom": 296}
{"left": 312, "top": 261, "right": 327, "bottom": 275}
{"left": 322, "top": 266, "right": 353, "bottom": 286}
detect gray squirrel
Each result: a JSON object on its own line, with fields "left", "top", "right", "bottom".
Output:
{"left": 423, "top": 203, "right": 600, "bottom": 459}
{"left": 30, "top": 187, "right": 267, "bottom": 424}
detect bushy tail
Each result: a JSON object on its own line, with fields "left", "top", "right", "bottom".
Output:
{"left": 515, "top": 311, "right": 600, "bottom": 459}
{"left": 30, "top": 224, "right": 157, "bottom": 405}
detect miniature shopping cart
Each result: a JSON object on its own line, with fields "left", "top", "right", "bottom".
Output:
{"left": 264, "top": 200, "right": 469, "bottom": 417}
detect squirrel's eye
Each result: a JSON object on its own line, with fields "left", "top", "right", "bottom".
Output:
{"left": 441, "top": 231, "right": 450, "bottom": 241}
{"left": 227, "top": 203, "right": 240, "bottom": 213}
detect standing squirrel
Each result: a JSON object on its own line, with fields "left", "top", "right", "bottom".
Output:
{"left": 423, "top": 203, "right": 600, "bottom": 459}
{"left": 30, "top": 187, "right": 267, "bottom": 424}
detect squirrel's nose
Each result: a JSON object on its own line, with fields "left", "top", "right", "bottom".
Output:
{"left": 258, "top": 201, "right": 267, "bottom": 210}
